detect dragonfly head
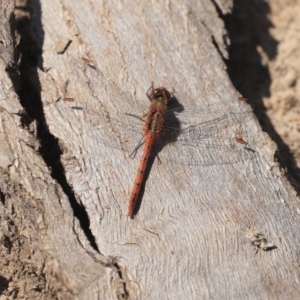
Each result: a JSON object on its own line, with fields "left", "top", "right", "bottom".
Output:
{"left": 149, "top": 87, "right": 172, "bottom": 104}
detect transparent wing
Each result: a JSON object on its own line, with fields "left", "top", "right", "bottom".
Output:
{"left": 156, "top": 113, "right": 256, "bottom": 166}
{"left": 63, "top": 62, "right": 256, "bottom": 166}
{"left": 67, "top": 101, "right": 255, "bottom": 166}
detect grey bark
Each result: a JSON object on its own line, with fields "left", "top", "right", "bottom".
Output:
{"left": 0, "top": 0, "right": 299, "bottom": 299}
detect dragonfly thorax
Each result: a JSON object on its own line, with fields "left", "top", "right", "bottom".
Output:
{"left": 143, "top": 100, "right": 167, "bottom": 136}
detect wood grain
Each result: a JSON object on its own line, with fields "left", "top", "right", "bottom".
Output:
{"left": 1, "top": 0, "right": 300, "bottom": 299}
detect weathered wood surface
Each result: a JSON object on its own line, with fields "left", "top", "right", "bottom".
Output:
{"left": 1, "top": 0, "right": 300, "bottom": 299}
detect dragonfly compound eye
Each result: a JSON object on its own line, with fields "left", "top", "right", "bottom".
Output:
{"left": 161, "top": 88, "right": 171, "bottom": 102}
{"left": 151, "top": 88, "right": 171, "bottom": 102}
{"left": 151, "top": 89, "right": 163, "bottom": 99}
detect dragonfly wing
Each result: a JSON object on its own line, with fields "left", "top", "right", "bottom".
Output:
{"left": 157, "top": 112, "right": 256, "bottom": 166}
{"left": 158, "top": 137, "right": 256, "bottom": 166}
{"left": 71, "top": 106, "right": 144, "bottom": 154}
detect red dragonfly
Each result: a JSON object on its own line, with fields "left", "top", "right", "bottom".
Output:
{"left": 63, "top": 60, "right": 255, "bottom": 218}
{"left": 127, "top": 85, "right": 172, "bottom": 217}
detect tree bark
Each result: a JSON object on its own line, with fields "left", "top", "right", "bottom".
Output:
{"left": 0, "top": 0, "right": 300, "bottom": 299}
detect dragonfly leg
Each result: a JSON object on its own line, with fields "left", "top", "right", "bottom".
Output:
{"left": 156, "top": 153, "right": 162, "bottom": 165}
{"left": 170, "top": 86, "right": 176, "bottom": 96}
{"left": 125, "top": 112, "right": 145, "bottom": 122}
{"left": 130, "top": 137, "right": 145, "bottom": 159}
{"left": 146, "top": 82, "right": 154, "bottom": 101}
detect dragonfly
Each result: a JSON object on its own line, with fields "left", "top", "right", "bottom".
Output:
{"left": 62, "top": 59, "right": 255, "bottom": 218}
